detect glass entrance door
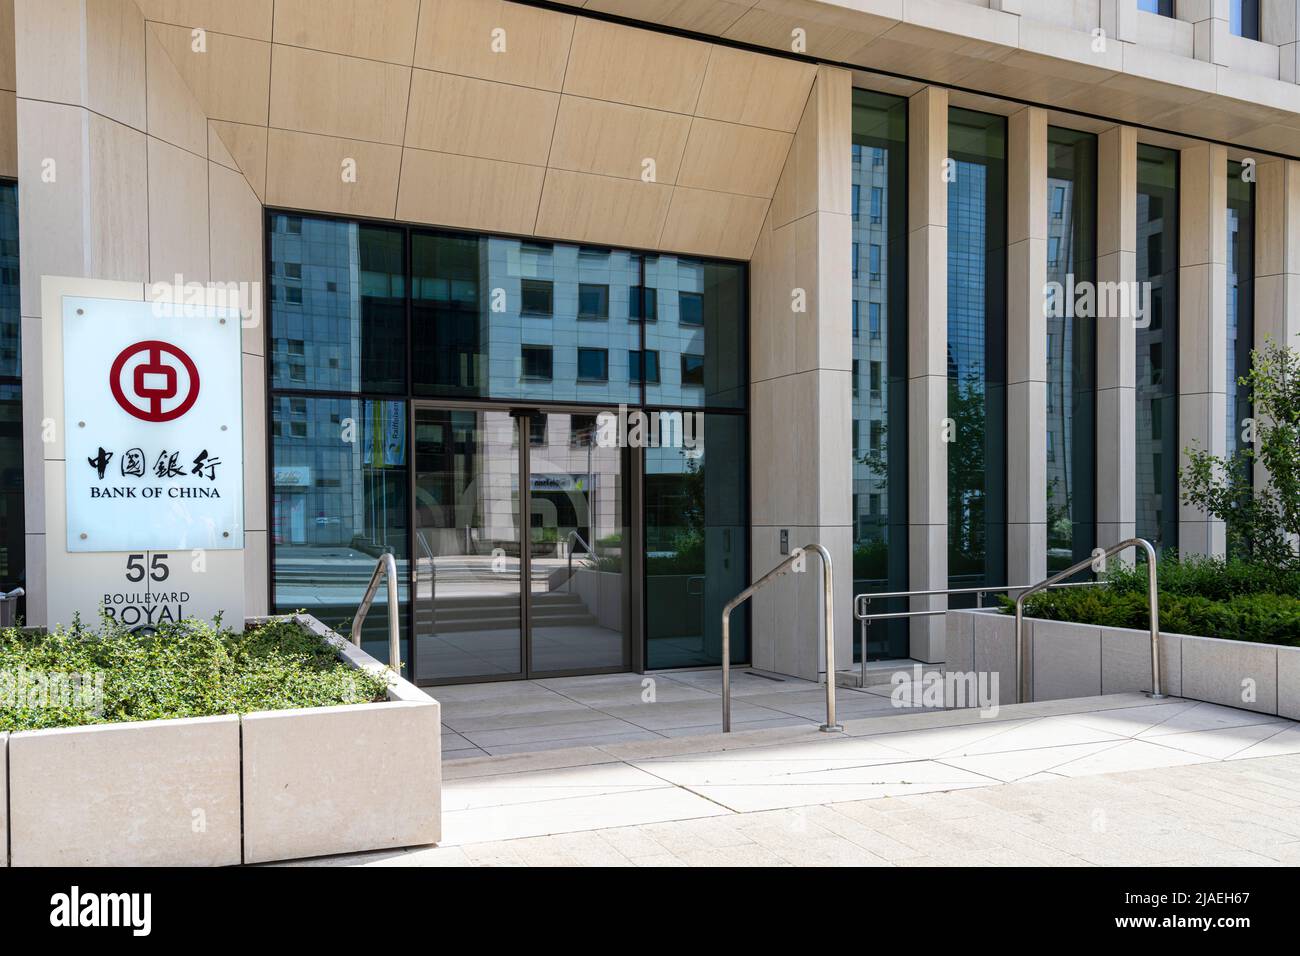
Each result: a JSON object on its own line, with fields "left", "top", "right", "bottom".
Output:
{"left": 412, "top": 406, "right": 523, "bottom": 682}
{"left": 411, "top": 404, "right": 630, "bottom": 683}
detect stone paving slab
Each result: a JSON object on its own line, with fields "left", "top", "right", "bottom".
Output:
{"left": 288, "top": 694, "right": 1300, "bottom": 863}
{"left": 291, "top": 750, "right": 1300, "bottom": 867}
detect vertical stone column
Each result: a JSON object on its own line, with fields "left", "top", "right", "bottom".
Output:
{"left": 1006, "top": 106, "right": 1048, "bottom": 588}
{"left": 1100, "top": 0, "right": 1139, "bottom": 44}
{"left": 906, "top": 86, "right": 947, "bottom": 663}
{"left": 1255, "top": 157, "right": 1300, "bottom": 347}
{"left": 1095, "top": 125, "right": 1137, "bottom": 551}
{"left": 1178, "top": 142, "right": 1228, "bottom": 557}
{"left": 1186, "top": 0, "right": 1231, "bottom": 64}
{"left": 1263, "top": 2, "right": 1300, "bottom": 82}
{"left": 749, "top": 65, "right": 854, "bottom": 680}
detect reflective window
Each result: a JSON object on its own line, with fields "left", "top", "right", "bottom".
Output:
{"left": 645, "top": 413, "right": 747, "bottom": 668}
{"left": 1136, "top": 145, "right": 1179, "bottom": 553}
{"left": 852, "top": 89, "right": 908, "bottom": 659}
{"left": 1046, "top": 128, "right": 1098, "bottom": 574}
{"left": 577, "top": 347, "right": 609, "bottom": 382}
{"left": 643, "top": 257, "right": 745, "bottom": 409}
{"left": 1231, "top": 0, "right": 1260, "bottom": 39}
{"left": 271, "top": 396, "right": 409, "bottom": 666}
{"left": 0, "top": 182, "right": 20, "bottom": 601}
{"left": 410, "top": 235, "right": 744, "bottom": 409}
{"left": 1226, "top": 159, "right": 1256, "bottom": 555}
{"left": 1138, "top": 0, "right": 1174, "bottom": 15}
{"left": 269, "top": 215, "right": 406, "bottom": 394}
{"left": 947, "top": 107, "right": 1008, "bottom": 594}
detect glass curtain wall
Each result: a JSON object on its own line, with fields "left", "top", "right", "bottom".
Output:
{"left": 851, "top": 89, "right": 908, "bottom": 660}
{"left": 0, "top": 182, "right": 20, "bottom": 609}
{"left": 268, "top": 214, "right": 410, "bottom": 668}
{"left": 270, "top": 212, "right": 748, "bottom": 681}
{"left": 947, "top": 108, "right": 1008, "bottom": 597}
{"left": 1226, "top": 159, "right": 1256, "bottom": 556}
{"left": 1045, "top": 129, "right": 1098, "bottom": 574}
{"left": 1135, "top": 145, "right": 1180, "bottom": 553}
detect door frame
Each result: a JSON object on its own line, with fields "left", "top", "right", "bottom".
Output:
{"left": 408, "top": 398, "right": 637, "bottom": 686}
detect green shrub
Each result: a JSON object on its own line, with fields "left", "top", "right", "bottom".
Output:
{"left": 1102, "top": 554, "right": 1300, "bottom": 601}
{"left": 1000, "top": 586, "right": 1300, "bottom": 647}
{"left": 0, "top": 616, "right": 391, "bottom": 733}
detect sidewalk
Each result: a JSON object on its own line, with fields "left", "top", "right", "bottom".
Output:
{"left": 294, "top": 694, "right": 1300, "bottom": 866}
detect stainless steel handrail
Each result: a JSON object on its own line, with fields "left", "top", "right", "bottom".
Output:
{"left": 352, "top": 552, "right": 401, "bottom": 673}
{"left": 721, "top": 543, "right": 839, "bottom": 734}
{"left": 1014, "top": 537, "right": 1163, "bottom": 703}
{"left": 565, "top": 529, "right": 595, "bottom": 593}
{"left": 853, "top": 581, "right": 1095, "bottom": 686}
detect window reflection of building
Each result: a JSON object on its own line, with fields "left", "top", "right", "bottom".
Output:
{"left": 1135, "top": 145, "right": 1179, "bottom": 552}
{"left": 851, "top": 90, "right": 909, "bottom": 660}
{"left": 268, "top": 213, "right": 748, "bottom": 679}
{"left": 1045, "top": 128, "right": 1097, "bottom": 574}
{"left": 0, "top": 182, "right": 20, "bottom": 600}
{"left": 946, "top": 108, "right": 1008, "bottom": 595}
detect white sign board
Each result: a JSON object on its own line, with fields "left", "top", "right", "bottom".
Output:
{"left": 63, "top": 296, "right": 244, "bottom": 552}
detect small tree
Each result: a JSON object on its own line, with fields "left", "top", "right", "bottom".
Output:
{"left": 1180, "top": 339, "right": 1300, "bottom": 565}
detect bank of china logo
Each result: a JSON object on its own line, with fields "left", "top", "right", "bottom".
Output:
{"left": 109, "top": 340, "right": 201, "bottom": 423}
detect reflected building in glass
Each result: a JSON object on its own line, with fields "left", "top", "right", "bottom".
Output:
{"left": 268, "top": 213, "right": 747, "bottom": 682}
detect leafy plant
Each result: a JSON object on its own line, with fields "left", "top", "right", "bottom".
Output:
{"left": 0, "top": 616, "right": 390, "bottom": 733}
{"left": 1180, "top": 339, "right": 1300, "bottom": 564}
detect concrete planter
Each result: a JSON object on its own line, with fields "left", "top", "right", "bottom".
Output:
{"left": 3, "top": 615, "right": 440, "bottom": 867}
{"left": 945, "top": 608, "right": 1298, "bottom": 718}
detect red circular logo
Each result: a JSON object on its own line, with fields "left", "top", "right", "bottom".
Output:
{"left": 109, "top": 340, "right": 201, "bottom": 423}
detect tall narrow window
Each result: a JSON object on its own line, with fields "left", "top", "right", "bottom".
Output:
{"left": 1045, "top": 128, "right": 1098, "bottom": 574}
{"left": 0, "top": 182, "right": 20, "bottom": 610}
{"left": 947, "top": 107, "right": 1008, "bottom": 596}
{"left": 851, "top": 89, "right": 908, "bottom": 660}
{"left": 1231, "top": 0, "right": 1260, "bottom": 40}
{"left": 1136, "top": 145, "right": 1180, "bottom": 552}
{"left": 1226, "top": 159, "right": 1256, "bottom": 555}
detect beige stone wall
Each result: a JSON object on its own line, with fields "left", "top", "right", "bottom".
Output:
{"left": 748, "top": 65, "right": 853, "bottom": 679}
{"left": 131, "top": 0, "right": 816, "bottom": 260}
{"left": 15, "top": 0, "right": 266, "bottom": 625}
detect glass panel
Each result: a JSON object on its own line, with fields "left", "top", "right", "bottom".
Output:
{"left": 852, "top": 89, "right": 909, "bottom": 660}
{"left": 1226, "top": 159, "right": 1256, "bottom": 557}
{"left": 0, "top": 182, "right": 20, "bottom": 599}
{"left": 271, "top": 396, "right": 409, "bottom": 668}
{"left": 412, "top": 234, "right": 642, "bottom": 405}
{"left": 645, "top": 413, "right": 747, "bottom": 668}
{"left": 412, "top": 408, "right": 523, "bottom": 681}
{"left": 1231, "top": 0, "right": 1260, "bottom": 39}
{"left": 947, "top": 107, "right": 1008, "bottom": 597}
{"left": 527, "top": 411, "right": 629, "bottom": 673}
{"left": 268, "top": 215, "right": 406, "bottom": 394}
{"left": 643, "top": 258, "right": 746, "bottom": 409}
{"left": 1046, "top": 128, "right": 1098, "bottom": 574}
{"left": 1136, "top": 144, "right": 1179, "bottom": 553}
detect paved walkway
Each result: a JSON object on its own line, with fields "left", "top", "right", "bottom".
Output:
{"left": 439, "top": 669, "right": 927, "bottom": 758}
{"left": 298, "top": 693, "right": 1300, "bottom": 866}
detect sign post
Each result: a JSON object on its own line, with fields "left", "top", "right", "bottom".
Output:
{"left": 51, "top": 294, "right": 246, "bottom": 629}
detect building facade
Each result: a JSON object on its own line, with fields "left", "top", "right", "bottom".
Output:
{"left": 3, "top": 0, "right": 1298, "bottom": 685}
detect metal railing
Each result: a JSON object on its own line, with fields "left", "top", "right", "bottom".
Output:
{"left": 565, "top": 529, "right": 595, "bottom": 593}
{"left": 351, "top": 552, "right": 401, "bottom": 672}
{"left": 721, "top": 543, "right": 839, "bottom": 733}
{"left": 853, "top": 581, "right": 1095, "bottom": 687}
{"left": 1015, "top": 537, "right": 1163, "bottom": 703}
